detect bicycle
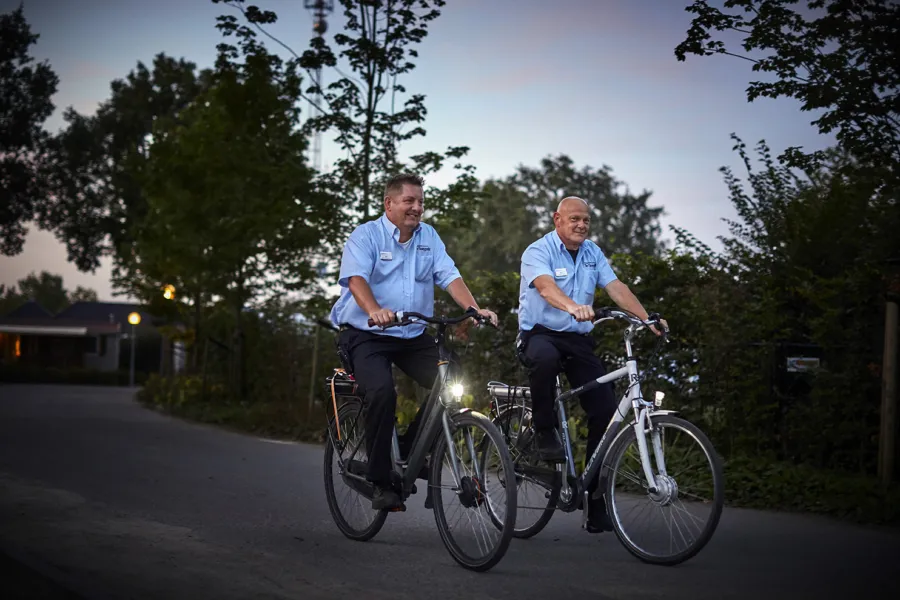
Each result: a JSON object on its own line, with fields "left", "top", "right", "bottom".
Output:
{"left": 322, "top": 307, "right": 518, "bottom": 572}
{"left": 484, "top": 307, "right": 724, "bottom": 566}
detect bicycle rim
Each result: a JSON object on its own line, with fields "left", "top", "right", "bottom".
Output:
{"left": 486, "top": 408, "right": 558, "bottom": 538}
{"left": 323, "top": 399, "right": 387, "bottom": 541}
{"left": 430, "top": 410, "right": 517, "bottom": 571}
{"left": 603, "top": 414, "right": 724, "bottom": 566}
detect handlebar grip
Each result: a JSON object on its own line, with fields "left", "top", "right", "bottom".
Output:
{"left": 367, "top": 318, "right": 376, "bottom": 327}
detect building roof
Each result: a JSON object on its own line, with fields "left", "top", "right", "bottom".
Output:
{"left": 4, "top": 300, "right": 53, "bottom": 319}
{"left": 0, "top": 301, "right": 166, "bottom": 336}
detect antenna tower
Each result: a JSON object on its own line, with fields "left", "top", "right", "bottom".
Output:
{"left": 304, "top": 0, "right": 334, "bottom": 173}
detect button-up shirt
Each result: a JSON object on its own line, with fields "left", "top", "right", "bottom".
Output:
{"left": 518, "top": 230, "right": 618, "bottom": 334}
{"left": 329, "top": 214, "right": 462, "bottom": 338}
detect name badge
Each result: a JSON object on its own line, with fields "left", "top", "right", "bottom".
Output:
{"left": 554, "top": 267, "right": 567, "bottom": 278}
{"left": 380, "top": 251, "right": 392, "bottom": 261}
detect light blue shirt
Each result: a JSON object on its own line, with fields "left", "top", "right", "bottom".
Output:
{"left": 518, "top": 230, "right": 618, "bottom": 334}
{"left": 329, "top": 214, "right": 462, "bottom": 338}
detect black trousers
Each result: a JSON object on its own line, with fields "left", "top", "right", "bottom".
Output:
{"left": 338, "top": 327, "right": 438, "bottom": 485}
{"left": 519, "top": 326, "right": 617, "bottom": 490}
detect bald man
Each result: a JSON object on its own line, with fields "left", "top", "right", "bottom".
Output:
{"left": 516, "top": 196, "right": 663, "bottom": 533}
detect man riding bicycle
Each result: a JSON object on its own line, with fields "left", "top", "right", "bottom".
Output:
{"left": 329, "top": 173, "right": 498, "bottom": 511}
{"left": 516, "top": 196, "right": 666, "bottom": 532}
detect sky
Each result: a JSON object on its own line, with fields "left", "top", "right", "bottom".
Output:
{"left": 0, "top": 0, "right": 835, "bottom": 301}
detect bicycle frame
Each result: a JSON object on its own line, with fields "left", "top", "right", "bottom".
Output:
{"left": 488, "top": 309, "right": 672, "bottom": 514}
{"left": 328, "top": 309, "right": 486, "bottom": 501}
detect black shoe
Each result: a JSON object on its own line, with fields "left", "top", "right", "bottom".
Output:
{"left": 535, "top": 428, "right": 566, "bottom": 462}
{"left": 585, "top": 495, "right": 613, "bottom": 533}
{"left": 372, "top": 485, "right": 404, "bottom": 511}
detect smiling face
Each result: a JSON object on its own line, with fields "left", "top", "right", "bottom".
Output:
{"left": 384, "top": 182, "right": 424, "bottom": 239}
{"left": 553, "top": 196, "right": 591, "bottom": 250}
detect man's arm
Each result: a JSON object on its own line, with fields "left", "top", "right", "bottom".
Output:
{"left": 531, "top": 276, "right": 594, "bottom": 322}
{"left": 604, "top": 280, "right": 650, "bottom": 320}
{"left": 338, "top": 227, "right": 394, "bottom": 326}
{"left": 604, "top": 280, "right": 666, "bottom": 334}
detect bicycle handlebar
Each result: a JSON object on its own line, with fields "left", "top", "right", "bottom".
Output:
{"left": 366, "top": 306, "right": 495, "bottom": 329}
{"left": 592, "top": 306, "right": 669, "bottom": 336}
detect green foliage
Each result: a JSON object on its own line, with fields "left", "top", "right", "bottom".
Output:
{"left": 444, "top": 155, "right": 667, "bottom": 277}
{"left": 216, "top": 0, "right": 481, "bottom": 255}
{"left": 0, "top": 6, "right": 58, "bottom": 256}
{"left": 675, "top": 0, "right": 900, "bottom": 175}
{"left": 0, "top": 270, "right": 100, "bottom": 315}
{"left": 39, "top": 55, "right": 214, "bottom": 272}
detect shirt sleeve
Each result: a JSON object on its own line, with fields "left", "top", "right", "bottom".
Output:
{"left": 595, "top": 249, "right": 619, "bottom": 288}
{"left": 521, "top": 242, "right": 554, "bottom": 288}
{"left": 337, "top": 226, "right": 375, "bottom": 287}
{"left": 432, "top": 232, "right": 462, "bottom": 290}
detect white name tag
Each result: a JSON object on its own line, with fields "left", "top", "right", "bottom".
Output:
{"left": 380, "top": 251, "right": 392, "bottom": 261}
{"left": 554, "top": 267, "right": 567, "bottom": 278}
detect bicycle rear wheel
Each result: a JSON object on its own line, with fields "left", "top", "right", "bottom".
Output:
{"left": 430, "top": 410, "right": 517, "bottom": 571}
{"left": 488, "top": 407, "right": 559, "bottom": 539}
{"left": 323, "top": 398, "right": 388, "bottom": 541}
{"left": 602, "top": 413, "right": 724, "bottom": 566}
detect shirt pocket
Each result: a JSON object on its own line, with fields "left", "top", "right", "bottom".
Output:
{"left": 576, "top": 269, "right": 597, "bottom": 304}
{"left": 414, "top": 249, "right": 434, "bottom": 282}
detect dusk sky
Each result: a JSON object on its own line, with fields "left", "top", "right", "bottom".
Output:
{"left": 0, "top": 0, "right": 834, "bottom": 301}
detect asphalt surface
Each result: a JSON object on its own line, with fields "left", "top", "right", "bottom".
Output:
{"left": 0, "top": 384, "right": 898, "bottom": 600}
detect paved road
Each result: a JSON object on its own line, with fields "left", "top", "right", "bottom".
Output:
{"left": 0, "top": 384, "right": 897, "bottom": 600}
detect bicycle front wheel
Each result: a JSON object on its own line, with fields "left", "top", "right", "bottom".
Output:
{"left": 603, "top": 413, "right": 724, "bottom": 566}
{"left": 429, "top": 410, "right": 517, "bottom": 572}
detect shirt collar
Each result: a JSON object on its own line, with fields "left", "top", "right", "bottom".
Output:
{"left": 380, "top": 213, "right": 421, "bottom": 241}
{"left": 550, "top": 230, "right": 577, "bottom": 253}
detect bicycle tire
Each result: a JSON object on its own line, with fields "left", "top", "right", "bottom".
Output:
{"left": 489, "top": 407, "right": 559, "bottom": 539}
{"left": 323, "top": 398, "right": 388, "bottom": 541}
{"left": 430, "top": 410, "right": 517, "bottom": 572}
{"left": 602, "top": 413, "right": 724, "bottom": 566}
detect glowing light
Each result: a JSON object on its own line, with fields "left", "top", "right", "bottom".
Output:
{"left": 128, "top": 312, "right": 141, "bottom": 326}
{"left": 450, "top": 383, "right": 464, "bottom": 398}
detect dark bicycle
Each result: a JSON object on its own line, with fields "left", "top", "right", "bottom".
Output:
{"left": 321, "top": 308, "right": 518, "bottom": 572}
{"left": 485, "top": 307, "right": 724, "bottom": 566}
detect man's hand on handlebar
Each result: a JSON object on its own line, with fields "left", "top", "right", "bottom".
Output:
{"left": 473, "top": 307, "right": 499, "bottom": 328}
{"left": 649, "top": 318, "right": 668, "bottom": 337}
{"left": 368, "top": 308, "right": 395, "bottom": 327}
{"left": 567, "top": 304, "right": 595, "bottom": 322}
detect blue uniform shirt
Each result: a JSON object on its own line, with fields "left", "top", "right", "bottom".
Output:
{"left": 518, "top": 230, "right": 618, "bottom": 334}
{"left": 329, "top": 214, "right": 462, "bottom": 338}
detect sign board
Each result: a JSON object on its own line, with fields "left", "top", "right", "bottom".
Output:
{"left": 786, "top": 357, "right": 820, "bottom": 373}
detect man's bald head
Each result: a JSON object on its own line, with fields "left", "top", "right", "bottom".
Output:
{"left": 557, "top": 196, "right": 589, "bottom": 213}
{"left": 553, "top": 196, "right": 591, "bottom": 250}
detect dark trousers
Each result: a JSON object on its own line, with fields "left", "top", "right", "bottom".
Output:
{"left": 519, "top": 326, "right": 617, "bottom": 491}
{"left": 338, "top": 328, "right": 438, "bottom": 485}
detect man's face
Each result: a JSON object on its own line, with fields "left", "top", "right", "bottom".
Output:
{"left": 385, "top": 183, "right": 424, "bottom": 230}
{"left": 554, "top": 200, "right": 590, "bottom": 247}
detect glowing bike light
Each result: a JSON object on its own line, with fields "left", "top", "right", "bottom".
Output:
{"left": 654, "top": 391, "right": 665, "bottom": 407}
{"left": 450, "top": 383, "right": 464, "bottom": 398}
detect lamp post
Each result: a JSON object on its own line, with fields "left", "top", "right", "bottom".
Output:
{"left": 128, "top": 311, "right": 141, "bottom": 387}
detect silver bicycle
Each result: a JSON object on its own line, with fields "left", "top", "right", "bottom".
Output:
{"left": 485, "top": 307, "right": 724, "bottom": 566}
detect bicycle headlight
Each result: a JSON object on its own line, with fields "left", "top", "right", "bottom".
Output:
{"left": 450, "top": 383, "right": 464, "bottom": 398}
{"left": 654, "top": 391, "right": 665, "bottom": 406}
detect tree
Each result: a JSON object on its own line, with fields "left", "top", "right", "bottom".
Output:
{"left": 0, "top": 6, "right": 59, "bottom": 255}
{"left": 446, "top": 154, "right": 667, "bottom": 276}
{"left": 0, "top": 270, "right": 100, "bottom": 315}
{"left": 38, "top": 55, "right": 214, "bottom": 272}
{"left": 120, "top": 22, "right": 331, "bottom": 398}
{"left": 214, "top": 0, "right": 481, "bottom": 244}
{"left": 674, "top": 0, "right": 900, "bottom": 175}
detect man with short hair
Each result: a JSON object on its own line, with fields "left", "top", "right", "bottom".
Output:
{"left": 517, "top": 196, "right": 665, "bottom": 532}
{"left": 330, "top": 173, "right": 498, "bottom": 510}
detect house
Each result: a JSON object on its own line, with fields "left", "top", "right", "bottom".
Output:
{"left": 0, "top": 300, "right": 184, "bottom": 376}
